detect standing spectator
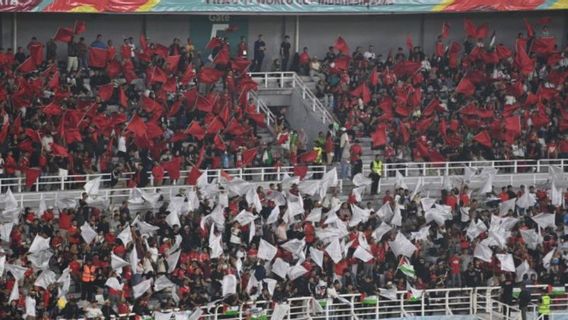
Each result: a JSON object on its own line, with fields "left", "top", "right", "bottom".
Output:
{"left": 350, "top": 139, "right": 362, "bottom": 178}
{"left": 67, "top": 37, "right": 79, "bottom": 73}
{"left": 280, "top": 35, "right": 291, "bottom": 71}
{"left": 299, "top": 47, "right": 310, "bottom": 75}
{"left": 90, "top": 34, "right": 107, "bottom": 49}
{"left": 77, "top": 37, "right": 88, "bottom": 69}
{"left": 449, "top": 252, "right": 462, "bottom": 287}
{"left": 370, "top": 154, "right": 383, "bottom": 195}
{"left": 339, "top": 128, "right": 350, "bottom": 179}
{"left": 46, "top": 38, "right": 57, "bottom": 62}
{"left": 518, "top": 283, "right": 531, "bottom": 320}
{"left": 14, "top": 47, "right": 26, "bottom": 64}
{"left": 253, "top": 34, "right": 265, "bottom": 72}
{"left": 237, "top": 36, "right": 247, "bottom": 57}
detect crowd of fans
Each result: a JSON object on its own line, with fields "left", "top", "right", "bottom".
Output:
{"left": 0, "top": 18, "right": 566, "bottom": 320}
{"left": 273, "top": 19, "right": 568, "bottom": 169}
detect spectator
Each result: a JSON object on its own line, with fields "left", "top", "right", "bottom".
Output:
{"left": 253, "top": 34, "right": 265, "bottom": 72}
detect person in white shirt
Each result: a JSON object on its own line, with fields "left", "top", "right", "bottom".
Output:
{"left": 363, "top": 45, "right": 376, "bottom": 61}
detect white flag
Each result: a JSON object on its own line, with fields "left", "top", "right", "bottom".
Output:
{"left": 266, "top": 206, "right": 280, "bottom": 225}
{"left": 551, "top": 182, "right": 563, "bottom": 207}
{"left": 305, "top": 208, "right": 322, "bottom": 223}
{"left": 34, "top": 270, "right": 57, "bottom": 289}
{"left": 543, "top": 248, "right": 555, "bottom": 269}
{"left": 466, "top": 220, "right": 487, "bottom": 241}
{"left": 389, "top": 233, "right": 416, "bottom": 258}
{"left": 105, "top": 277, "right": 124, "bottom": 291}
{"left": 165, "top": 211, "right": 181, "bottom": 228}
{"left": 287, "top": 263, "right": 308, "bottom": 280}
{"left": 410, "top": 225, "right": 430, "bottom": 241}
{"left": 140, "top": 189, "right": 161, "bottom": 206}
{"left": 325, "top": 239, "right": 343, "bottom": 263}
{"left": 499, "top": 199, "right": 516, "bottom": 216}
{"left": 515, "top": 260, "right": 530, "bottom": 282}
{"left": 132, "top": 217, "right": 160, "bottom": 235}
{"left": 391, "top": 204, "right": 402, "bottom": 227}
{"left": 0, "top": 222, "right": 13, "bottom": 243}
{"left": 154, "top": 312, "right": 173, "bottom": 320}
{"left": 377, "top": 202, "right": 394, "bottom": 221}
{"left": 56, "top": 267, "right": 71, "bottom": 297}
{"left": 473, "top": 243, "right": 493, "bottom": 262}
{"left": 373, "top": 222, "right": 392, "bottom": 241}
{"left": 350, "top": 204, "right": 370, "bottom": 227}
{"left": 80, "top": 223, "right": 97, "bottom": 244}
{"left": 281, "top": 239, "right": 306, "bottom": 257}
{"left": 264, "top": 278, "right": 277, "bottom": 296}
{"left": 272, "top": 303, "right": 290, "bottom": 320}
{"left": 351, "top": 186, "right": 366, "bottom": 203}
{"left": 28, "top": 250, "right": 53, "bottom": 270}
{"left": 479, "top": 171, "right": 494, "bottom": 194}
{"left": 496, "top": 254, "right": 515, "bottom": 272}
{"left": 222, "top": 274, "right": 237, "bottom": 296}
{"left": 3, "top": 189, "right": 18, "bottom": 210}
{"left": 0, "top": 255, "right": 5, "bottom": 277}
{"left": 531, "top": 213, "right": 556, "bottom": 230}
{"left": 520, "top": 229, "right": 542, "bottom": 250}
{"left": 84, "top": 176, "right": 102, "bottom": 195}
{"left": 410, "top": 177, "right": 424, "bottom": 200}
{"left": 353, "top": 246, "right": 373, "bottom": 262}
{"left": 352, "top": 173, "right": 372, "bottom": 187}
{"left": 309, "top": 248, "right": 324, "bottom": 268}
{"left": 420, "top": 198, "right": 436, "bottom": 211}
{"left": 319, "top": 168, "right": 338, "bottom": 199}
{"left": 6, "top": 263, "right": 27, "bottom": 280}
{"left": 111, "top": 253, "right": 130, "bottom": 270}
{"left": 516, "top": 192, "right": 536, "bottom": 209}
{"left": 271, "top": 258, "right": 291, "bottom": 279}
{"left": 395, "top": 171, "right": 408, "bottom": 190}
{"left": 117, "top": 226, "right": 132, "bottom": 246}
{"left": 133, "top": 278, "right": 153, "bottom": 299}
{"left": 130, "top": 246, "right": 138, "bottom": 274}
{"left": 235, "top": 210, "right": 256, "bottom": 226}
{"left": 154, "top": 275, "right": 175, "bottom": 292}
{"left": 258, "top": 239, "right": 278, "bottom": 261}
{"left": 25, "top": 295, "right": 36, "bottom": 317}
{"left": 9, "top": 280, "right": 18, "bottom": 302}
{"left": 246, "top": 186, "right": 263, "bottom": 213}
{"left": 298, "top": 180, "right": 321, "bottom": 196}
{"left": 167, "top": 250, "right": 181, "bottom": 273}
{"left": 188, "top": 309, "right": 203, "bottom": 320}
{"left": 29, "top": 235, "right": 50, "bottom": 253}
{"left": 379, "top": 287, "right": 397, "bottom": 300}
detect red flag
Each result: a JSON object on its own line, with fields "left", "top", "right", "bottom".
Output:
{"left": 48, "top": 70, "right": 60, "bottom": 89}
{"left": 181, "top": 64, "right": 195, "bottom": 85}
{"left": 473, "top": 131, "right": 492, "bottom": 148}
{"left": 400, "top": 123, "right": 410, "bottom": 144}
{"left": 523, "top": 18, "right": 534, "bottom": 38}
{"left": 139, "top": 34, "right": 148, "bottom": 51}
{"left": 54, "top": 27, "right": 74, "bottom": 43}
{"left": 25, "top": 168, "right": 41, "bottom": 188}
{"left": 231, "top": 57, "right": 251, "bottom": 73}
{"left": 43, "top": 102, "right": 63, "bottom": 117}
{"left": 298, "top": 150, "right": 317, "bottom": 164}
{"left": 153, "top": 44, "right": 169, "bottom": 59}
{"left": 206, "top": 37, "right": 223, "bottom": 49}
{"left": 406, "top": 35, "right": 414, "bottom": 51}
{"left": 455, "top": 77, "right": 475, "bottom": 96}
{"left": 0, "top": 122, "right": 9, "bottom": 145}
{"left": 126, "top": 115, "right": 147, "bottom": 138}
{"left": 196, "top": 94, "right": 215, "bottom": 113}
{"left": 141, "top": 96, "right": 163, "bottom": 114}
{"left": 532, "top": 38, "right": 556, "bottom": 55}
{"left": 213, "top": 46, "right": 230, "bottom": 65}
{"left": 496, "top": 44, "right": 512, "bottom": 60}
{"left": 334, "top": 36, "right": 350, "bottom": 55}
{"left": 162, "top": 157, "right": 181, "bottom": 180}
{"left": 17, "top": 58, "right": 36, "bottom": 73}
{"left": 241, "top": 148, "right": 257, "bottom": 167}
{"left": 74, "top": 20, "right": 86, "bottom": 34}
{"left": 515, "top": 44, "right": 534, "bottom": 76}
{"left": 106, "top": 60, "right": 121, "bottom": 78}
{"left": 152, "top": 165, "right": 165, "bottom": 184}
{"left": 12, "top": 115, "right": 21, "bottom": 135}
{"left": 369, "top": 67, "right": 379, "bottom": 87}
{"left": 538, "top": 17, "right": 552, "bottom": 25}
{"left": 504, "top": 116, "right": 521, "bottom": 136}
{"left": 186, "top": 166, "right": 201, "bottom": 185}
{"left": 333, "top": 56, "right": 351, "bottom": 71}
{"left": 163, "top": 77, "right": 177, "bottom": 93}
{"left": 118, "top": 87, "right": 128, "bottom": 107}
{"left": 185, "top": 121, "right": 206, "bottom": 140}
{"left": 198, "top": 67, "right": 223, "bottom": 84}
{"left": 88, "top": 47, "right": 108, "bottom": 68}
{"left": 165, "top": 55, "right": 181, "bottom": 74}
{"left": 294, "top": 165, "right": 308, "bottom": 179}
{"left": 147, "top": 67, "right": 168, "bottom": 84}
{"left": 464, "top": 19, "right": 489, "bottom": 39}
{"left": 371, "top": 126, "right": 387, "bottom": 148}
{"left": 225, "top": 119, "right": 247, "bottom": 136}
{"left": 206, "top": 117, "right": 224, "bottom": 135}
{"left": 248, "top": 112, "right": 266, "bottom": 127}
{"left": 64, "top": 128, "right": 82, "bottom": 144}
{"left": 350, "top": 83, "right": 371, "bottom": 104}
{"left": 214, "top": 135, "right": 225, "bottom": 151}
{"left": 29, "top": 44, "right": 44, "bottom": 66}
{"left": 98, "top": 84, "right": 114, "bottom": 101}
{"left": 51, "top": 143, "right": 70, "bottom": 157}
{"left": 441, "top": 22, "right": 450, "bottom": 39}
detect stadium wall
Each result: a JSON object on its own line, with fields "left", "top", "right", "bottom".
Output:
{"left": 0, "top": 12, "right": 565, "bottom": 72}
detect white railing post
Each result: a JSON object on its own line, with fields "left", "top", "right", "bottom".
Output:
{"left": 280, "top": 72, "right": 284, "bottom": 88}
{"left": 35, "top": 177, "right": 39, "bottom": 192}
{"left": 17, "top": 178, "right": 21, "bottom": 193}
{"left": 514, "top": 160, "right": 518, "bottom": 173}
{"left": 421, "top": 292, "right": 426, "bottom": 316}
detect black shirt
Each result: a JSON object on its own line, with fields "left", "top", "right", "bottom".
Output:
{"left": 254, "top": 40, "right": 265, "bottom": 58}
{"left": 280, "top": 41, "right": 291, "bottom": 58}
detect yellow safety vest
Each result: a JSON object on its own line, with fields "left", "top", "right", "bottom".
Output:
{"left": 372, "top": 160, "right": 383, "bottom": 175}
{"left": 314, "top": 147, "right": 323, "bottom": 164}
{"left": 539, "top": 295, "right": 551, "bottom": 315}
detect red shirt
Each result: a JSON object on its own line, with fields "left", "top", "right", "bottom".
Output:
{"left": 59, "top": 211, "right": 72, "bottom": 230}
{"left": 299, "top": 52, "right": 310, "bottom": 65}
{"left": 445, "top": 195, "right": 458, "bottom": 209}
{"left": 449, "top": 256, "right": 461, "bottom": 275}
{"left": 350, "top": 144, "right": 362, "bottom": 162}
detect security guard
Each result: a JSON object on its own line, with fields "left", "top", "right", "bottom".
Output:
{"left": 538, "top": 288, "right": 551, "bottom": 320}
{"left": 370, "top": 154, "right": 383, "bottom": 195}
{"left": 81, "top": 258, "right": 97, "bottom": 301}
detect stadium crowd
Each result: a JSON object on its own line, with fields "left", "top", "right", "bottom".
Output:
{"left": 0, "top": 18, "right": 565, "bottom": 320}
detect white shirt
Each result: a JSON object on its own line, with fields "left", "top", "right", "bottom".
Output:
{"left": 118, "top": 136, "right": 127, "bottom": 153}
{"left": 363, "top": 51, "right": 376, "bottom": 60}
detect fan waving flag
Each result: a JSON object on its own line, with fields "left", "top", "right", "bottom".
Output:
{"left": 473, "top": 131, "right": 492, "bottom": 148}
{"left": 334, "top": 36, "right": 350, "bottom": 55}
{"left": 298, "top": 150, "right": 317, "bottom": 164}
{"left": 455, "top": 77, "right": 475, "bottom": 96}
{"left": 74, "top": 20, "right": 86, "bottom": 34}
{"left": 241, "top": 148, "right": 257, "bottom": 167}
{"left": 441, "top": 22, "right": 450, "bottom": 39}
{"left": 54, "top": 27, "right": 74, "bottom": 43}
{"left": 88, "top": 47, "right": 108, "bottom": 68}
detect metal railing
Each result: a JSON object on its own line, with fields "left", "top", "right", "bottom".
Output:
{"left": 0, "top": 165, "right": 328, "bottom": 193}
{"left": 248, "top": 89, "right": 277, "bottom": 128}
{"left": 249, "top": 71, "right": 338, "bottom": 125}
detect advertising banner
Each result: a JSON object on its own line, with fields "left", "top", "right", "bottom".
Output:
{"left": 0, "top": 0, "right": 565, "bottom": 13}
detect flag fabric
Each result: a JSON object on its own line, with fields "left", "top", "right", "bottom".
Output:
{"left": 515, "top": 44, "right": 534, "bottom": 76}
{"left": 74, "top": 20, "right": 86, "bottom": 34}
{"left": 186, "top": 166, "right": 201, "bottom": 186}
{"left": 473, "top": 131, "right": 492, "bottom": 148}
{"left": 298, "top": 150, "right": 317, "bottom": 164}
{"left": 186, "top": 121, "right": 206, "bottom": 140}
{"left": 455, "top": 77, "right": 475, "bottom": 96}
{"left": 88, "top": 47, "right": 108, "bottom": 68}
{"left": 51, "top": 143, "right": 70, "bottom": 157}
{"left": 29, "top": 44, "right": 44, "bottom": 66}
{"left": 464, "top": 19, "right": 489, "bottom": 39}
{"left": 258, "top": 239, "right": 277, "bottom": 261}
{"left": 165, "top": 55, "right": 181, "bottom": 74}
{"left": 397, "top": 257, "right": 416, "bottom": 278}
{"left": 334, "top": 36, "right": 350, "bottom": 55}
{"left": 524, "top": 18, "right": 534, "bottom": 38}
{"left": 241, "top": 148, "right": 257, "bottom": 167}
{"left": 17, "top": 58, "right": 36, "bottom": 73}
{"left": 198, "top": 67, "right": 223, "bottom": 84}
{"left": 98, "top": 84, "right": 114, "bottom": 101}
{"left": 206, "top": 37, "right": 223, "bottom": 49}
{"left": 162, "top": 157, "right": 181, "bottom": 180}
{"left": 214, "top": 46, "right": 230, "bottom": 65}
{"left": 25, "top": 168, "right": 41, "bottom": 188}
{"left": 406, "top": 35, "right": 414, "bottom": 51}
{"left": 54, "top": 27, "right": 74, "bottom": 43}
{"left": 126, "top": 115, "right": 147, "bottom": 138}
{"left": 371, "top": 126, "right": 387, "bottom": 147}
{"left": 441, "top": 22, "right": 450, "bottom": 39}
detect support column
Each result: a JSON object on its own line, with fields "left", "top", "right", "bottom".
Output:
{"left": 12, "top": 13, "right": 17, "bottom": 51}
{"left": 294, "top": 15, "right": 299, "bottom": 54}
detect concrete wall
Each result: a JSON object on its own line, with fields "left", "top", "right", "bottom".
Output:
{"left": 286, "top": 89, "right": 330, "bottom": 149}
{"left": 1, "top": 11, "right": 564, "bottom": 67}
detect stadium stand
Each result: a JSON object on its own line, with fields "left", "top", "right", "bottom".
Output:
{"left": 0, "top": 14, "right": 565, "bottom": 320}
